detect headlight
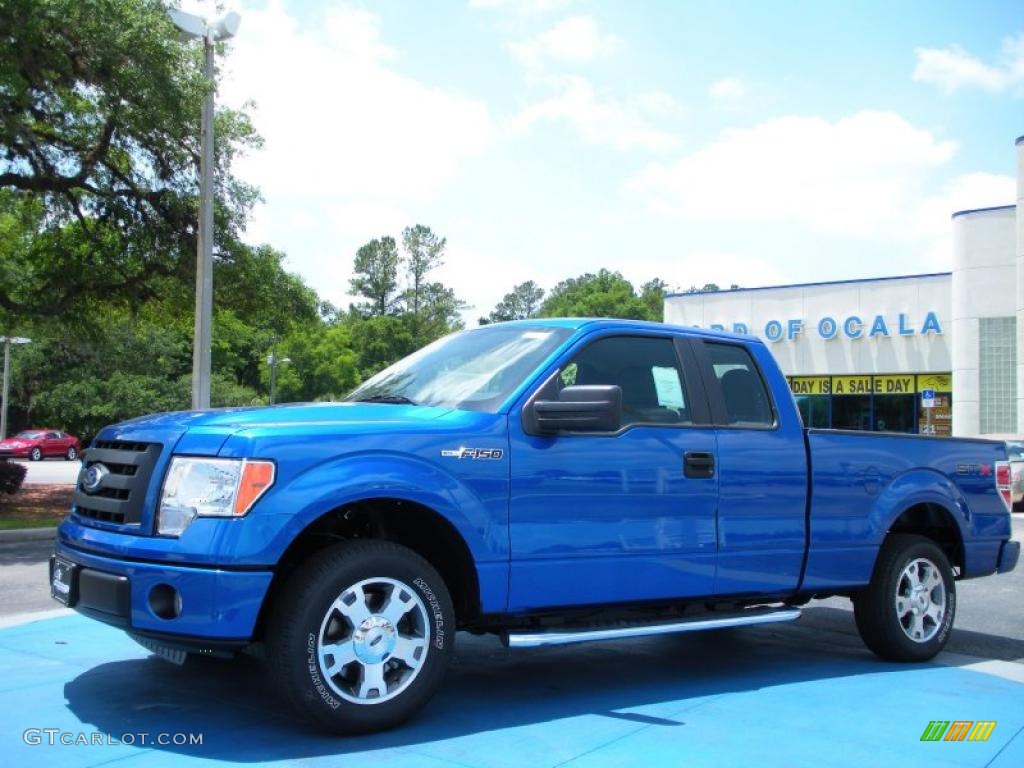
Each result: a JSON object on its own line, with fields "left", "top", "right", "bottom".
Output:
{"left": 157, "top": 457, "right": 275, "bottom": 536}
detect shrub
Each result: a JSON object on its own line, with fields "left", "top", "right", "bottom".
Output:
{"left": 0, "top": 460, "right": 28, "bottom": 496}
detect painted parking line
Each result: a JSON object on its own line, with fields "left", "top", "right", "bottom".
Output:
{"left": 0, "top": 613, "right": 1021, "bottom": 768}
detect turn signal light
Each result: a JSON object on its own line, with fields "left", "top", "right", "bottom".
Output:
{"left": 234, "top": 460, "right": 276, "bottom": 515}
{"left": 995, "top": 461, "right": 1012, "bottom": 512}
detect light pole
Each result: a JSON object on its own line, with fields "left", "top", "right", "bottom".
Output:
{"left": 267, "top": 348, "right": 291, "bottom": 404}
{"left": 0, "top": 336, "right": 31, "bottom": 440}
{"left": 168, "top": 7, "right": 241, "bottom": 410}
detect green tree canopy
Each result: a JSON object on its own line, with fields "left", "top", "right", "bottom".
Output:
{"left": 481, "top": 280, "right": 544, "bottom": 324}
{"left": 539, "top": 269, "right": 654, "bottom": 320}
{"left": 0, "top": 0, "right": 260, "bottom": 321}
{"left": 349, "top": 236, "right": 400, "bottom": 317}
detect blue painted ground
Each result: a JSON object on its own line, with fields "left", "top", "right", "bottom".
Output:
{"left": 0, "top": 612, "right": 1022, "bottom": 767}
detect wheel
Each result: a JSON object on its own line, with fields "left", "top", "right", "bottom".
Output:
{"left": 65, "top": 447, "right": 78, "bottom": 461}
{"left": 29, "top": 447, "right": 42, "bottom": 461}
{"left": 265, "top": 540, "right": 454, "bottom": 734}
{"left": 853, "top": 534, "right": 955, "bottom": 662}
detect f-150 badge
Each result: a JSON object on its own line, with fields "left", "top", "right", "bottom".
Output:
{"left": 440, "top": 448, "right": 504, "bottom": 460}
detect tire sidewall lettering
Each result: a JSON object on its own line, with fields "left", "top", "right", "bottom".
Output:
{"left": 306, "top": 631, "right": 342, "bottom": 709}
{"left": 413, "top": 576, "right": 446, "bottom": 650}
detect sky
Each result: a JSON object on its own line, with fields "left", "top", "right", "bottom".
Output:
{"left": 179, "top": 0, "right": 1023, "bottom": 323}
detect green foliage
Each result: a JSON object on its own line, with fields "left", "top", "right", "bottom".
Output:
{"left": 260, "top": 325, "right": 359, "bottom": 403}
{"left": 481, "top": 280, "right": 544, "bottom": 324}
{"left": 346, "top": 315, "right": 416, "bottom": 380}
{"left": 350, "top": 237, "right": 400, "bottom": 317}
{"left": 0, "top": 460, "right": 27, "bottom": 495}
{"left": 539, "top": 269, "right": 655, "bottom": 320}
{"left": 0, "top": 0, "right": 260, "bottom": 321}
{"left": 640, "top": 278, "right": 668, "bottom": 322}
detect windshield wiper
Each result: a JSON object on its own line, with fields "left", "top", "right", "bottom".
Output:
{"left": 352, "top": 393, "right": 418, "bottom": 405}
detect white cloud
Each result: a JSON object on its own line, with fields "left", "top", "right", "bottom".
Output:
{"left": 221, "top": 2, "right": 491, "bottom": 201}
{"left": 510, "top": 15, "right": 619, "bottom": 66}
{"left": 470, "top": 0, "right": 576, "bottom": 14}
{"left": 709, "top": 77, "right": 746, "bottom": 101}
{"left": 628, "top": 111, "right": 962, "bottom": 237}
{"left": 183, "top": 1, "right": 495, "bottom": 306}
{"left": 510, "top": 75, "right": 681, "bottom": 151}
{"left": 913, "top": 33, "right": 1024, "bottom": 94}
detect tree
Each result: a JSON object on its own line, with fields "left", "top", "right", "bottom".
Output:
{"left": 349, "top": 236, "right": 400, "bottom": 316}
{"left": 261, "top": 325, "right": 359, "bottom": 403}
{"left": 0, "top": 0, "right": 261, "bottom": 319}
{"left": 639, "top": 278, "right": 668, "bottom": 322}
{"left": 401, "top": 224, "right": 446, "bottom": 319}
{"left": 481, "top": 280, "right": 544, "bottom": 324}
{"left": 347, "top": 315, "right": 416, "bottom": 379}
{"left": 540, "top": 270, "right": 651, "bottom": 320}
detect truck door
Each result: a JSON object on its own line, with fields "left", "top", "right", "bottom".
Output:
{"left": 507, "top": 332, "right": 719, "bottom": 612}
{"left": 691, "top": 339, "right": 808, "bottom": 596}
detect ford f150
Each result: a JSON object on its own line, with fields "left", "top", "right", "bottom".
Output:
{"left": 50, "top": 319, "right": 1020, "bottom": 733}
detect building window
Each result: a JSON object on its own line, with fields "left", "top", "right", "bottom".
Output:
{"left": 979, "top": 317, "right": 1017, "bottom": 434}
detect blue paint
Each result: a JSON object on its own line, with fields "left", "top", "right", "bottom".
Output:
{"left": 921, "top": 311, "right": 943, "bottom": 335}
{"left": 732, "top": 322, "right": 749, "bottom": 335}
{"left": 843, "top": 316, "right": 864, "bottom": 339}
{"left": 786, "top": 319, "right": 804, "bottom": 340}
{"left": 764, "top": 320, "right": 784, "bottom": 341}
{"left": 898, "top": 313, "right": 915, "bottom": 336}
{"left": 951, "top": 204, "right": 1016, "bottom": 219}
{"left": 869, "top": 315, "right": 890, "bottom": 338}
{"left": 817, "top": 316, "right": 837, "bottom": 340}
{"left": 1, "top": 614, "right": 1022, "bottom": 767}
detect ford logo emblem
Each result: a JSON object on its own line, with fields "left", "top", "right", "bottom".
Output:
{"left": 81, "top": 463, "right": 110, "bottom": 494}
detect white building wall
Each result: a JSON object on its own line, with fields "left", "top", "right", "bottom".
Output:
{"left": 664, "top": 274, "right": 952, "bottom": 377}
{"left": 1017, "top": 137, "right": 1024, "bottom": 432}
{"left": 951, "top": 206, "right": 1017, "bottom": 436}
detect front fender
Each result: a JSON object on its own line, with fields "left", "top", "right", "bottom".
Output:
{"left": 267, "top": 450, "right": 506, "bottom": 563}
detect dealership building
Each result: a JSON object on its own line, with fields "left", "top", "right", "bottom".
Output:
{"left": 664, "top": 136, "right": 1024, "bottom": 439}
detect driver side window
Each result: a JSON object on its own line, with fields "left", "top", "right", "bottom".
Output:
{"left": 562, "top": 336, "right": 692, "bottom": 426}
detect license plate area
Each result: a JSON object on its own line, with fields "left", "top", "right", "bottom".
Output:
{"left": 50, "top": 557, "right": 78, "bottom": 606}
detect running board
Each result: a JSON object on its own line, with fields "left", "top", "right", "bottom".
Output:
{"left": 503, "top": 606, "right": 801, "bottom": 649}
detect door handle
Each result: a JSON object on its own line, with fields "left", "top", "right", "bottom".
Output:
{"left": 683, "top": 451, "right": 715, "bottom": 479}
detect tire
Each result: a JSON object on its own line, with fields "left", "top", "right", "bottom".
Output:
{"left": 853, "top": 534, "right": 955, "bottom": 662}
{"left": 265, "top": 540, "right": 454, "bottom": 734}
{"left": 66, "top": 447, "right": 78, "bottom": 461}
{"left": 29, "top": 447, "right": 42, "bottom": 461}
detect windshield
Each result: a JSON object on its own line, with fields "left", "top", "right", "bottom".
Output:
{"left": 15, "top": 431, "right": 44, "bottom": 439}
{"left": 1006, "top": 441, "right": 1024, "bottom": 461}
{"left": 346, "top": 325, "right": 574, "bottom": 412}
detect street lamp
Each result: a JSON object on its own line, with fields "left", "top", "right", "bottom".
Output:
{"left": 267, "top": 351, "right": 292, "bottom": 405}
{"left": 0, "top": 336, "right": 31, "bottom": 440}
{"left": 168, "top": 6, "right": 241, "bottom": 410}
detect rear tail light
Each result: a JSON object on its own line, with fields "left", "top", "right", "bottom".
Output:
{"left": 995, "top": 461, "right": 1013, "bottom": 512}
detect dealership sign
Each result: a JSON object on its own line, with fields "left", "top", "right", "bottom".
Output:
{"left": 707, "top": 312, "right": 943, "bottom": 342}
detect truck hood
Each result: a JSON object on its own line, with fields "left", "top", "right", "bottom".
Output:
{"left": 112, "top": 402, "right": 454, "bottom": 433}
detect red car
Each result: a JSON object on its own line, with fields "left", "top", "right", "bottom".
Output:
{"left": 0, "top": 430, "right": 81, "bottom": 461}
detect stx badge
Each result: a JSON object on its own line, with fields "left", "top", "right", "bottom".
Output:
{"left": 440, "top": 448, "right": 504, "bottom": 460}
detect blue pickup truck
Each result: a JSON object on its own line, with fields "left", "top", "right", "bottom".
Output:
{"left": 51, "top": 319, "right": 1019, "bottom": 733}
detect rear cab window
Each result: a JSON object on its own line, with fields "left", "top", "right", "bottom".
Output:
{"left": 702, "top": 342, "right": 776, "bottom": 427}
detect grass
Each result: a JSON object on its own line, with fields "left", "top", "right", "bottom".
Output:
{"left": 0, "top": 484, "right": 73, "bottom": 529}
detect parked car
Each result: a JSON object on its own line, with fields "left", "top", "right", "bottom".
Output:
{"left": 51, "top": 320, "right": 1018, "bottom": 734}
{"left": 1006, "top": 440, "right": 1024, "bottom": 510}
{"left": 0, "top": 429, "right": 81, "bottom": 461}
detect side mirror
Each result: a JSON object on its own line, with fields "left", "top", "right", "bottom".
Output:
{"left": 531, "top": 385, "right": 622, "bottom": 434}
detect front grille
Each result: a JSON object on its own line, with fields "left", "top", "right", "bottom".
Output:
{"left": 72, "top": 440, "right": 162, "bottom": 528}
